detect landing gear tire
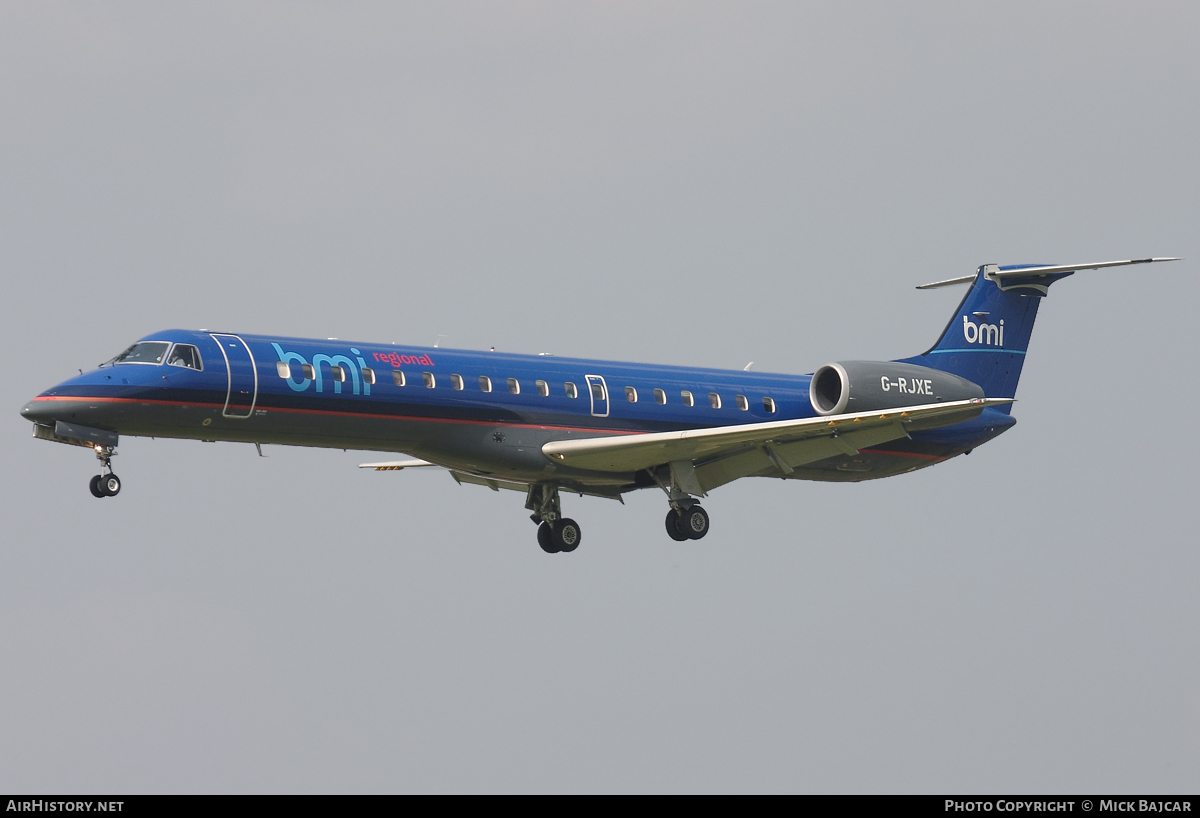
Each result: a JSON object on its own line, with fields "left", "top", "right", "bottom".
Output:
{"left": 538, "top": 522, "right": 559, "bottom": 554}
{"left": 89, "top": 475, "right": 106, "bottom": 498}
{"left": 678, "top": 505, "right": 709, "bottom": 540}
{"left": 665, "top": 509, "right": 689, "bottom": 541}
{"left": 552, "top": 519, "right": 581, "bottom": 553}
{"left": 101, "top": 473, "right": 121, "bottom": 497}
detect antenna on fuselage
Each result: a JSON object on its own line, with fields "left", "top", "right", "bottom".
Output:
{"left": 743, "top": 362, "right": 754, "bottom": 371}
{"left": 434, "top": 335, "right": 447, "bottom": 348}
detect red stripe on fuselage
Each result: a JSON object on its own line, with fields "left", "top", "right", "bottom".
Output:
{"left": 29, "top": 394, "right": 647, "bottom": 436}
{"left": 858, "top": 447, "right": 946, "bottom": 461}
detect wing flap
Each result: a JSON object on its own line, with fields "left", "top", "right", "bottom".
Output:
{"left": 692, "top": 421, "right": 914, "bottom": 492}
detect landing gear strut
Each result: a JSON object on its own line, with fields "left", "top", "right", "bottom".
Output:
{"left": 658, "top": 469, "right": 710, "bottom": 541}
{"left": 528, "top": 484, "right": 581, "bottom": 554}
{"left": 89, "top": 446, "right": 120, "bottom": 498}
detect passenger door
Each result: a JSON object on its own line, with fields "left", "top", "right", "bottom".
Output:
{"left": 211, "top": 334, "right": 258, "bottom": 418}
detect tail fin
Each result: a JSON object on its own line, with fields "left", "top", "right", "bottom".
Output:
{"left": 899, "top": 258, "right": 1179, "bottom": 409}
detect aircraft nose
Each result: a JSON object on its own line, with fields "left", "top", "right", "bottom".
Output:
{"left": 20, "top": 399, "right": 57, "bottom": 425}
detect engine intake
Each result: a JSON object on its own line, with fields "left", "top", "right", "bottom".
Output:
{"left": 809, "top": 361, "right": 984, "bottom": 416}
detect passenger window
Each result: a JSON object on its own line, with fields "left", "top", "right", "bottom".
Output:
{"left": 393, "top": 369, "right": 406, "bottom": 387}
{"left": 591, "top": 381, "right": 606, "bottom": 401}
{"left": 709, "top": 392, "right": 721, "bottom": 409}
{"left": 451, "top": 374, "right": 464, "bottom": 390}
{"left": 362, "top": 367, "right": 376, "bottom": 385}
{"left": 302, "top": 364, "right": 315, "bottom": 380}
{"left": 276, "top": 361, "right": 291, "bottom": 379}
{"left": 167, "top": 344, "right": 203, "bottom": 370}
{"left": 654, "top": 388, "right": 666, "bottom": 405}
{"left": 735, "top": 394, "right": 748, "bottom": 411}
{"left": 479, "top": 376, "right": 492, "bottom": 392}
{"left": 507, "top": 378, "right": 520, "bottom": 394}
{"left": 536, "top": 380, "right": 549, "bottom": 397}
{"left": 423, "top": 372, "right": 435, "bottom": 388}
{"left": 625, "top": 386, "right": 637, "bottom": 403}
{"left": 763, "top": 397, "right": 776, "bottom": 413}
{"left": 330, "top": 365, "right": 346, "bottom": 383}
{"left": 681, "top": 390, "right": 694, "bottom": 407}
{"left": 565, "top": 382, "right": 578, "bottom": 399}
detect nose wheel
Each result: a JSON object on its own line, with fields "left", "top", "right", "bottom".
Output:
{"left": 89, "top": 473, "right": 121, "bottom": 497}
{"left": 88, "top": 446, "right": 121, "bottom": 498}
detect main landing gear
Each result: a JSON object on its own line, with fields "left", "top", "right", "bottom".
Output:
{"left": 524, "top": 483, "right": 710, "bottom": 552}
{"left": 665, "top": 503, "right": 709, "bottom": 541}
{"left": 528, "top": 484, "right": 581, "bottom": 554}
{"left": 654, "top": 462, "right": 711, "bottom": 542}
{"left": 537, "top": 519, "right": 581, "bottom": 554}
{"left": 88, "top": 446, "right": 121, "bottom": 498}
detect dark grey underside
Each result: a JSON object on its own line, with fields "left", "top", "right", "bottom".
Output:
{"left": 33, "top": 398, "right": 1000, "bottom": 492}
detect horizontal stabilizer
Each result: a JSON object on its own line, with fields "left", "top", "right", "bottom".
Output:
{"left": 358, "top": 459, "right": 435, "bottom": 470}
{"left": 917, "top": 257, "right": 1180, "bottom": 289}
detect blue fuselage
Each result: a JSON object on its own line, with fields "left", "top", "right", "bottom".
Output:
{"left": 22, "top": 329, "right": 1012, "bottom": 487}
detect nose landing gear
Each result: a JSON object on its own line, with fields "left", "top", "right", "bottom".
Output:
{"left": 88, "top": 446, "right": 121, "bottom": 498}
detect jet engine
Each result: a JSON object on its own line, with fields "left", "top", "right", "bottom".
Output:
{"left": 809, "top": 361, "right": 985, "bottom": 416}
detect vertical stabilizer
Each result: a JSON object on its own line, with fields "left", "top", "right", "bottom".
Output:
{"left": 899, "top": 266, "right": 1046, "bottom": 406}
{"left": 901, "top": 258, "right": 1178, "bottom": 410}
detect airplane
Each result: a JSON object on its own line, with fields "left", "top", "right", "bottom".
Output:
{"left": 20, "top": 257, "right": 1178, "bottom": 553}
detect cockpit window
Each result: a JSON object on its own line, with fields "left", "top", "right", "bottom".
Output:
{"left": 109, "top": 342, "right": 171, "bottom": 365}
{"left": 167, "top": 344, "right": 203, "bottom": 370}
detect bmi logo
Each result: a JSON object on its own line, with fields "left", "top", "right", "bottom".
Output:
{"left": 962, "top": 316, "right": 1004, "bottom": 346}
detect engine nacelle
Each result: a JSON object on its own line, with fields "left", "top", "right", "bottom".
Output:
{"left": 809, "top": 361, "right": 984, "bottom": 416}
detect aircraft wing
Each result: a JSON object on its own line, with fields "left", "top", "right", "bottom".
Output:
{"left": 541, "top": 398, "right": 1010, "bottom": 493}
{"left": 358, "top": 399, "right": 1009, "bottom": 498}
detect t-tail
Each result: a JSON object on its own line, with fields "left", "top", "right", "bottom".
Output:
{"left": 898, "top": 258, "right": 1180, "bottom": 411}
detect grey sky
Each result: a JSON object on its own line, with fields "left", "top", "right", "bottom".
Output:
{"left": 2, "top": 2, "right": 1197, "bottom": 793}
